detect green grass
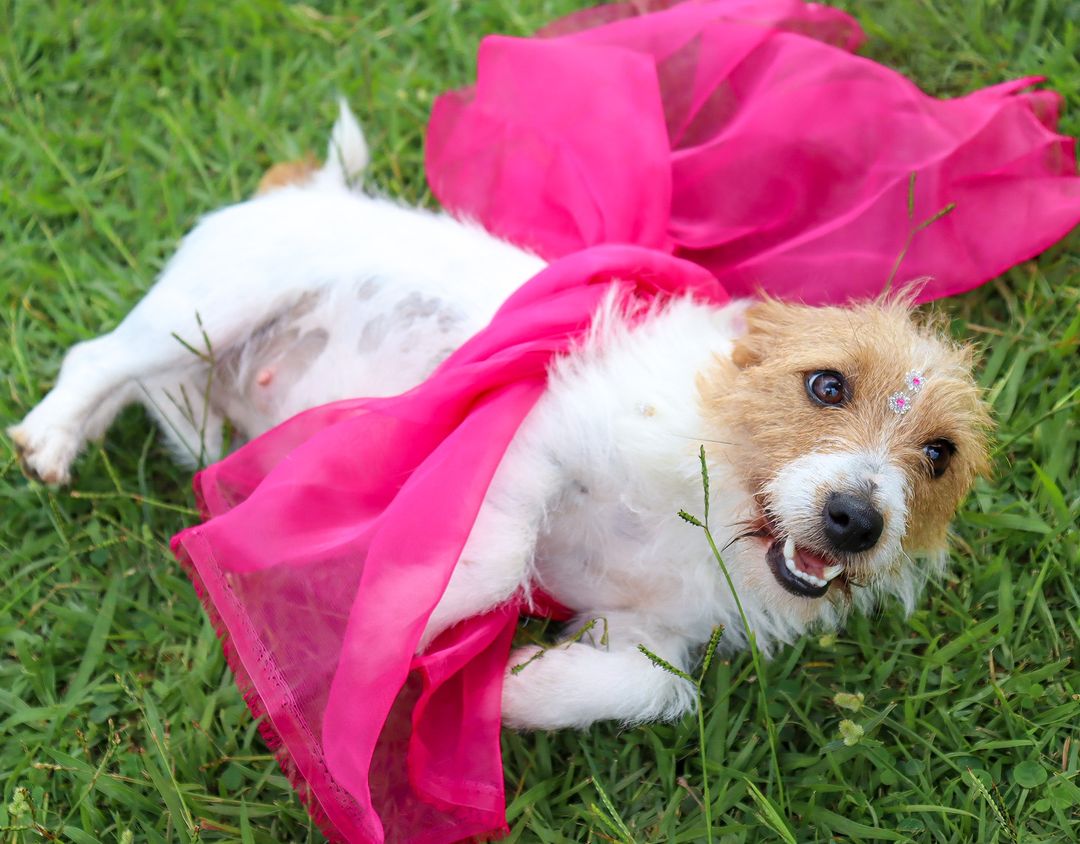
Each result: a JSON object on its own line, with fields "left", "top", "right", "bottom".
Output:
{"left": 1, "top": 0, "right": 1078, "bottom": 841}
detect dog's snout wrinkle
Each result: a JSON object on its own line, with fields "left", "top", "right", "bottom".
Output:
{"left": 823, "top": 491, "right": 884, "bottom": 553}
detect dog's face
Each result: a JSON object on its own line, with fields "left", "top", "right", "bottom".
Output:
{"left": 703, "top": 299, "right": 991, "bottom": 623}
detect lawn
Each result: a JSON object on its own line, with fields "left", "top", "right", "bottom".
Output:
{"left": 1, "top": 0, "right": 1078, "bottom": 841}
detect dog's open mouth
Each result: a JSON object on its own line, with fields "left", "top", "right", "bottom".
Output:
{"left": 765, "top": 535, "right": 843, "bottom": 599}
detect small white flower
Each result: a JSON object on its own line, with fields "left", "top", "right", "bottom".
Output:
{"left": 833, "top": 691, "right": 865, "bottom": 712}
{"left": 839, "top": 720, "right": 865, "bottom": 746}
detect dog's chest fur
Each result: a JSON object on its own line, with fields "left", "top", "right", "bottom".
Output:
{"left": 492, "top": 298, "right": 765, "bottom": 647}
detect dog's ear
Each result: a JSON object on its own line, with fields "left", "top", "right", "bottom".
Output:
{"left": 731, "top": 299, "right": 799, "bottom": 368}
{"left": 256, "top": 154, "right": 320, "bottom": 196}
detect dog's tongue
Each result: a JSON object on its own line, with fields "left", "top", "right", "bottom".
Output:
{"left": 794, "top": 546, "right": 830, "bottom": 579}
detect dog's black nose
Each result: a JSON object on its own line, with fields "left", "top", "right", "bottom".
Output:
{"left": 823, "top": 492, "right": 884, "bottom": 553}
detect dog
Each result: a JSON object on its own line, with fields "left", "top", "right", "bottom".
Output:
{"left": 9, "top": 102, "right": 991, "bottom": 730}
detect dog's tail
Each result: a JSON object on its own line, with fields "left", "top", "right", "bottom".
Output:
{"left": 255, "top": 99, "right": 369, "bottom": 196}
{"left": 321, "top": 97, "right": 369, "bottom": 188}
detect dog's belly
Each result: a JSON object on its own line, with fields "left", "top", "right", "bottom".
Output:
{"left": 209, "top": 276, "right": 488, "bottom": 436}
{"left": 184, "top": 188, "right": 546, "bottom": 439}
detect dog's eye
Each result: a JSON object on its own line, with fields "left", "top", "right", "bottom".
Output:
{"left": 806, "top": 371, "right": 847, "bottom": 406}
{"left": 923, "top": 439, "right": 955, "bottom": 478}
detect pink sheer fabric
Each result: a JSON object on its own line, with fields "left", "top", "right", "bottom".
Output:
{"left": 173, "top": 2, "right": 1080, "bottom": 842}
{"left": 173, "top": 247, "right": 726, "bottom": 841}
{"left": 428, "top": 0, "right": 1080, "bottom": 303}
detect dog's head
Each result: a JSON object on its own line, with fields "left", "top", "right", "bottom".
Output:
{"left": 703, "top": 298, "right": 991, "bottom": 626}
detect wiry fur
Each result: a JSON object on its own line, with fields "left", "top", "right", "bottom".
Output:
{"left": 9, "top": 104, "right": 991, "bottom": 731}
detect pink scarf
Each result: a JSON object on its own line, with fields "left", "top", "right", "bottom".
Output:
{"left": 429, "top": 0, "right": 1078, "bottom": 302}
{"left": 172, "top": 1, "right": 1079, "bottom": 841}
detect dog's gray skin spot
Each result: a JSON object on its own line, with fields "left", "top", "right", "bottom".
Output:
{"left": 285, "top": 289, "right": 321, "bottom": 319}
{"left": 263, "top": 328, "right": 329, "bottom": 398}
{"left": 393, "top": 292, "right": 466, "bottom": 333}
{"left": 217, "top": 324, "right": 330, "bottom": 403}
{"left": 357, "top": 292, "right": 467, "bottom": 357}
{"left": 430, "top": 346, "right": 458, "bottom": 367}
{"left": 383, "top": 293, "right": 468, "bottom": 356}
{"left": 437, "top": 310, "right": 463, "bottom": 333}
{"left": 214, "top": 290, "right": 326, "bottom": 396}
{"left": 572, "top": 479, "right": 589, "bottom": 495}
{"left": 357, "top": 315, "right": 389, "bottom": 353}
{"left": 355, "top": 278, "right": 381, "bottom": 300}
{"left": 395, "top": 292, "right": 442, "bottom": 319}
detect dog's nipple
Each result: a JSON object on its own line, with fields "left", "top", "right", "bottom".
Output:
{"left": 256, "top": 368, "right": 274, "bottom": 387}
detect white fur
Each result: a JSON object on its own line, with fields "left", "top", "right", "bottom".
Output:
{"left": 10, "top": 104, "right": 940, "bottom": 731}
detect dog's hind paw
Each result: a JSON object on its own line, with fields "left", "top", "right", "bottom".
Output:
{"left": 7, "top": 422, "right": 79, "bottom": 485}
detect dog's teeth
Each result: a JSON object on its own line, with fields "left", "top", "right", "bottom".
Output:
{"left": 824, "top": 565, "right": 844, "bottom": 581}
{"left": 780, "top": 547, "right": 830, "bottom": 590}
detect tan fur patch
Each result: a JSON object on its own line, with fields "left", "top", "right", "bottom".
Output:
{"left": 700, "top": 298, "right": 992, "bottom": 558}
{"left": 255, "top": 154, "right": 320, "bottom": 195}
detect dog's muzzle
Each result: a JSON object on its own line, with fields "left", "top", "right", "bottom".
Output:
{"left": 761, "top": 450, "right": 907, "bottom": 600}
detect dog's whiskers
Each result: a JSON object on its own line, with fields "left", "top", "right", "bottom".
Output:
{"left": 671, "top": 434, "right": 735, "bottom": 446}
{"left": 718, "top": 517, "right": 770, "bottom": 553}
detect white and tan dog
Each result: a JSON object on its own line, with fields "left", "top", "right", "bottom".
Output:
{"left": 9, "top": 104, "right": 991, "bottom": 730}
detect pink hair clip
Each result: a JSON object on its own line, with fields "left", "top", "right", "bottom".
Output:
{"left": 889, "top": 370, "right": 925, "bottom": 415}
{"left": 888, "top": 392, "right": 912, "bottom": 415}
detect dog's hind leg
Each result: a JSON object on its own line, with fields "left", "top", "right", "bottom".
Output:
{"left": 8, "top": 206, "right": 319, "bottom": 484}
{"left": 8, "top": 302, "right": 227, "bottom": 484}
{"left": 9, "top": 102, "right": 370, "bottom": 484}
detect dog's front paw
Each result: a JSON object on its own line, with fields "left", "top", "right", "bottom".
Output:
{"left": 501, "top": 640, "right": 698, "bottom": 730}
{"left": 501, "top": 646, "right": 549, "bottom": 730}
{"left": 8, "top": 421, "right": 80, "bottom": 485}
